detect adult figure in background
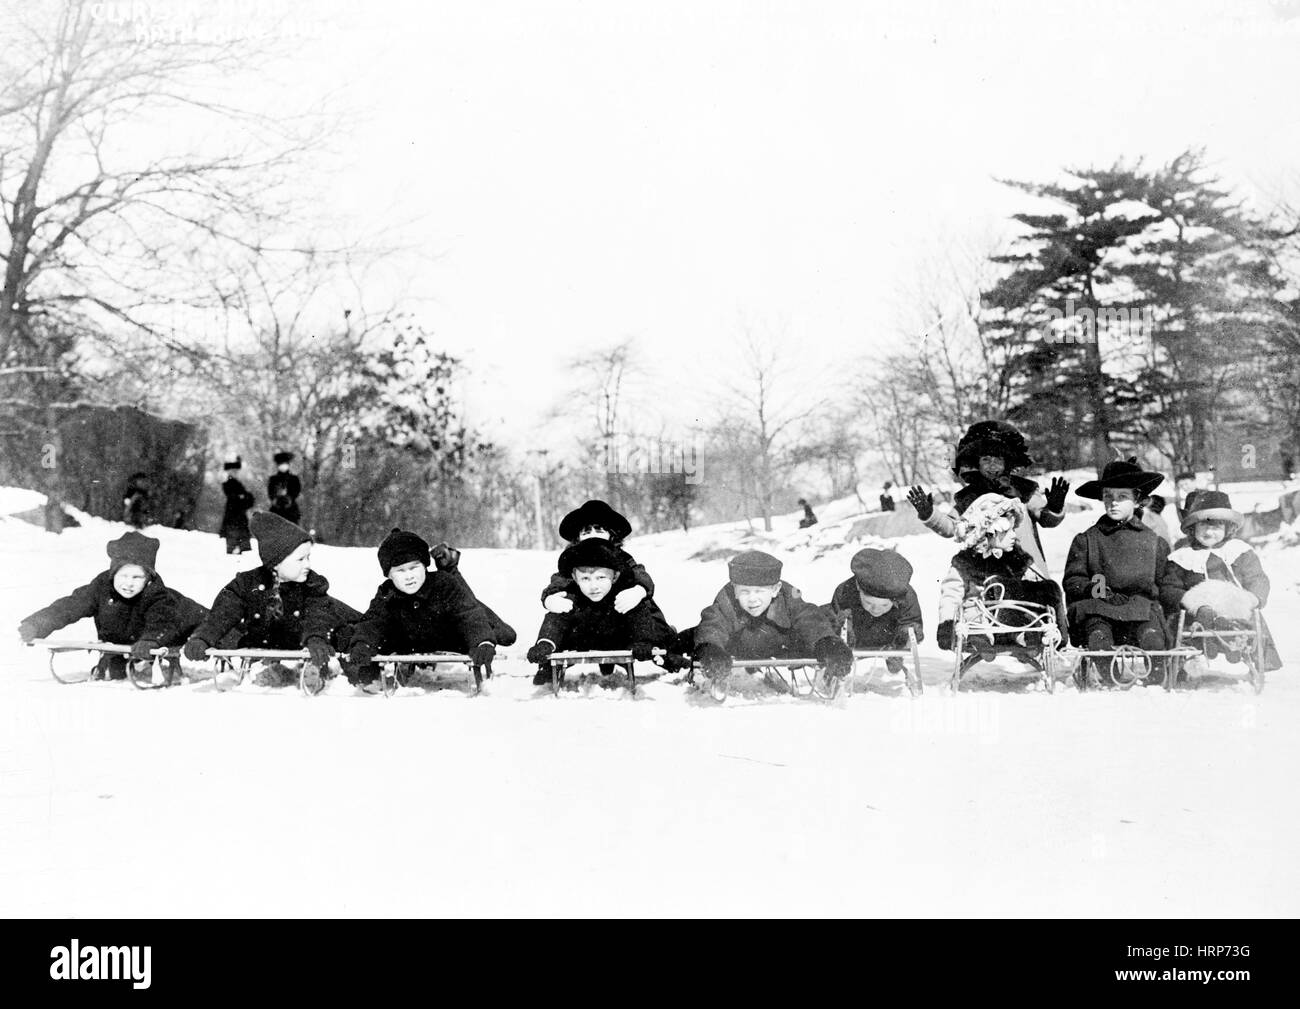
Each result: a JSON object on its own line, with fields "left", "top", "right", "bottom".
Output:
{"left": 879, "top": 482, "right": 896, "bottom": 512}
{"left": 122, "top": 471, "right": 152, "bottom": 528}
{"left": 798, "top": 498, "right": 819, "bottom": 528}
{"left": 220, "top": 456, "right": 255, "bottom": 555}
{"left": 268, "top": 450, "right": 302, "bottom": 525}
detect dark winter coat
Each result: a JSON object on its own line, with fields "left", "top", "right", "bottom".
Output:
{"left": 350, "top": 570, "right": 494, "bottom": 655}
{"left": 937, "top": 546, "right": 1063, "bottom": 627}
{"left": 191, "top": 568, "right": 350, "bottom": 650}
{"left": 123, "top": 478, "right": 151, "bottom": 528}
{"left": 21, "top": 571, "right": 208, "bottom": 646}
{"left": 220, "top": 476, "right": 255, "bottom": 538}
{"left": 1165, "top": 537, "right": 1281, "bottom": 671}
{"left": 1063, "top": 516, "right": 1180, "bottom": 628}
{"left": 540, "top": 546, "right": 654, "bottom": 604}
{"left": 829, "top": 577, "right": 923, "bottom": 649}
{"left": 535, "top": 591, "right": 676, "bottom": 653}
{"left": 267, "top": 472, "right": 302, "bottom": 524}
{"left": 695, "top": 583, "right": 836, "bottom": 660}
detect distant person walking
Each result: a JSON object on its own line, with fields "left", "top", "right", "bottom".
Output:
{"left": 798, "top": 498, "right": 819, "bottom": 528}
{"left": 122, "top": 471, "right": 152, "bottom": 528}
{"left": 879, "top": 482, "right": 896, "bottom": 512}
{"left": 267, "top": 450, "right": 302, "bottom": 525}
{"left": 220, "top": 456, "right": 255, "bottom": 555}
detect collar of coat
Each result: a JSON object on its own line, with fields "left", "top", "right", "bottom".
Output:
{"left": 1168, "top": 538, "right": 1251, "bottom": 573}
{"left": 1096, "top": 515, "right": 1148, "bottom": 535}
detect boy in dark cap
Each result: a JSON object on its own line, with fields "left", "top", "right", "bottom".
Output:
{"left": 267, "top": 451, "right": 302, "bottom": 525}
{"left": 19, "top": 531, "right": 208, "bottom": 681}
{"left": 219, "top": 456, "right": 255, "bottom": 555}
{"left": 539, "top": 499, "right": 655, "bottom": 617}
{"left": 525, "top": 537, "right": 677, "bottom": 686}
{"left": 684, "top": 550, "right": 852, "bottom": 687}
{"left": 344, "top": 528, "right": 500, "bottom": 688}
{"left": 828, "top": 548, "right": 923, "bottom": 673}
{"left": 183, "top": 512, "right": 360, "bottom": 689}
{"left": 1063, "top": 459, "right": 1182, "bottom": 687}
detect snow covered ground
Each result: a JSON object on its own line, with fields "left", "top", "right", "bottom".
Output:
{"left": 2, "top": 488, "right": 1298, "bottom": 917}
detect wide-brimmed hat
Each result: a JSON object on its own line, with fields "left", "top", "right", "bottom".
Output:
{"left": 558, "top": 538, "right": 623, "bottom": 577}
{"left": 1180, "top": 490, "right": 1243, "bottom": 533}
{"left": 223, "top": 455, "right": 242, "bottom": 471}
{"left": 557, "top": 500, "right": 632, "bottom": 543}
{"left": 1075, "top": 457, "right": 1164, "bottom": 500}
{"left": 273, "top": 450, "right": 295, "bottom": 465}
{"left": 952, "top": 421, "right": 1033, "bottom": 478}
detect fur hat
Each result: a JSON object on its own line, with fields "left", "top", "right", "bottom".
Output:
{"left": 250, "top": 511, "right": 311, "bottom": 570}
{"left": 728, "top": 550, "right": 783, "bottom": 586}
{"left": 273, "top": 451, "right": 295, "bottom": 465}
{"left": 1180, "top": 489, "right": 1243, "bottom": 533}
{"left": 557, "top": 500, "right": 632, "bottom": 543}
{"left": 956, "top": 493, "right": 1024, "bottom": 558}
{"left": 953, "top": 421, "right": 1033, "bottom": 478}
{"left": 558, "top": 538, "right": 623, "bottom": 577}
{"left": 1181, "top": 579, "right": 1257, "bottom": 622}
{"left": 106, "top": 531, "right": 159, "bottom": 575}
{"left": 1075, "top": 457, "right": 1164, "bottom": 500}
{"left": 377, "top": 528, "right": 431, "bottom": 574}
{"left": 223, "top": 455, "right": 242, "bottom": 472}
{"left": 850, "top": 548, "right": 912, "bottom": 598}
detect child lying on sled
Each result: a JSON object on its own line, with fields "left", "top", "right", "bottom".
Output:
{"left": 828, "top": 547, "right": 924, "bottom": 674}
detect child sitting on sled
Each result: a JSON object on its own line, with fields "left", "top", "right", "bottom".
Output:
{"left": 182, "top": 512, "right": 361, "bottom": 690}
{"left": 539, "top": 499, "right": 655, "bottom": 617}
{"left": 18, "top": 531, "right": 208, "bottom": 681}
{"left": 525, "top": 537, "right": 677, "bottom": 686}
{"left": 828, "top": 547, "right": 923, "bottom": 674}
{"left": 679, "top": 550, "right": 853, "bottom": 687}
{"left": 908, "top": 420, "right": 1069, "bottom": 575}
{"left": 1062, "top": 459, "right": 1182, "bottom": 687}
{"left": 1164, "top": 490, "right": 1282, "bottom": 672}
{"left": 934, "top": 494, "right": 1064, "bottom": 662}
{"left": 344, "top": 528, "right": 502, "bottom": 687}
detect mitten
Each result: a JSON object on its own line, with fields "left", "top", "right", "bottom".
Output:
{"left": 614, "top": 585, "right": 647, "bottom": 613}
{"left": 469, "top": 642, "right": 495, "bottom": 677}
{"left": 891, "top": 629, "right": 914, "bottom": 650}
{"left": 526, "top": 640, "right": 556, "bottom": 664}
{"left": 431, "top": 542, "right": 461, "bottom": 572}
{"left": 131, "top": 639, "right": 159, "bottom": 661}
{"left": 18, "top": 621, "right": 37, "bottom": 644}
{"left": 907, "top": 486, "right": 933, "bottom": 520}
{"left": 182, "top": 638, "right": 209, "bottom": 662}
{"left": 1195, "top": 606, "right": 1217, "bottom": 629}
{"left": 630, "top": 641, "right": 655, "bottom": 662}
{"left": 935, "top": 620, "right": 954, "bottom": 651}
{"left": 813, "top": 635, "right": 854, "bottom": 678}
{"left": 305, "top": 636, "right": 333, "bottom": 668}
{"left": 694, "top": 642, "right": 732, "bottom": 678}
{"left": 543, "top": 593, "right": 574, "bottom": 614}
{"left": 1045, "top": 476, "right": 1070, "bottom": 513}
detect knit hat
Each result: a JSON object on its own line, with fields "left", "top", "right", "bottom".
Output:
{"left": 223, "top": 455, "right": 242, "bottom": 471}
{"left": 956, "top": 494, "right": 1024, "bottom": 558}
{"left": 377, "top": 528, "right": 431, "bottom": 574}
{"left": 558, "top": 500, "right": 633, "bottom": 543}
{"left": 1075, "top": 457, "right": 1164, "bottom": 500}
{"left": 953, "top": 421, "right": 1033, "bottom": 478}
{"left": 558, "top": 538, "right": 623, "bottom": 577}
{"left": 1180, "top": 490, "right": 1244, "bottom": 534}
{"left": 850, "top": 548, "right": 913, "bottom": 598}
{"left": 728, "top": 550, "right": 783, "bottom": 586}
{"left": 106, "top": 531, "right": 159, "bottom": 575}
{"left": 273, "top": 451, "right": 295, "bottom": 465}
{"left": 250, "top": 510, "right": 311, "bottom": 569}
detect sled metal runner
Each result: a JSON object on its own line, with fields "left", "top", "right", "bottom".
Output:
{"left": 1067, "top": 640, "right": 1202, "bottom": 692}
{"left": 1169, "top": 609, "right": 1266, "bottom": 694}
{"left": 950, "top": 584, "right": 1065, "bottom": 693}
{"left": 697, "top": 656, "right": 849, "bottom": 703}
{"left": 544, "top": 648, "right": 671, "bottom": 697}
{"left": 371, "top": 652, "right": 479, "bottom": 698}
{"left": 39, "top": 640, "right": 181, "bottom": 690}
{"left": 207, "top": 648, "right": 324, "bottom": 695}
{"left": 851, "top": 626, "right": 923, "bottom": 697}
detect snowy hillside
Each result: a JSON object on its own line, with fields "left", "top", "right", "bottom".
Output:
{"left": 2, "top": 488, "right": 1298, "bottom": 917}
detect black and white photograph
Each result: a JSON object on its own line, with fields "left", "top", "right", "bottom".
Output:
{"left": 1, "top": 0, "right": 1297, "bottom": 951}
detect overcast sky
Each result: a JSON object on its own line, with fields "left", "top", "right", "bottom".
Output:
{"left": 274, "top": 0, "right": 1300, "bottom": 449}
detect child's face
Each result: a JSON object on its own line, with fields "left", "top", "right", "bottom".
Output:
{"left": 274, "top": 542, "right": 312, "bottom": 582}
{"left": 858, "top": 590, "right": 894, "bottom": 617}
{"left": 112, "top": 565, "right": 148, "bottom": 599}
{"left": 1102, "top": 488, "right": 1136, "bottom": 522}
{"left": 388, "top": 560, "right": 428, "bottom": 595}
{"left": 978, "top": 455, "right": 1006, "bottom": 480}
{"left": 734, "top": 583, "right": 781, "bottom": 616}
{"left": 578, "top": 525, "right": 610, "bottom": 541}
{"left": 573, "top": 566, "right": 615, "bottom": 601}
{"left": 1194, "top": 520, "right": 1227, "bottom": 548}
